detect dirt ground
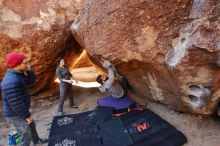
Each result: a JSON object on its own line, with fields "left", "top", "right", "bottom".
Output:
{"left": 0, "top": 87, "right": 220, "bottom": 146}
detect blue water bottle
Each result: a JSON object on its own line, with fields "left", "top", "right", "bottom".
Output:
{"left": 8, "top": 131, "right": 18, "bottom": 145}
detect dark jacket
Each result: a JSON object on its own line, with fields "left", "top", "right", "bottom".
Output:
{"left": 56, "top": 66, "right": 72, "bottom": 83}
{"left": 1, "top": 69, "right": 35, "bottom": 118}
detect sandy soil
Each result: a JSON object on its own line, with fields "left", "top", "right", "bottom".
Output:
{"left": 0, "top": 87, "right": 220, "bottom": 146}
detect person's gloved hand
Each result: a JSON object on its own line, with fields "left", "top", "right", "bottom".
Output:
{"left": 102, "top": 60, "right": 112, "bottom": 68}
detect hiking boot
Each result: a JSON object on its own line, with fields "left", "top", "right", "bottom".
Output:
{"left": 217, "top": 108, "right": 220, "bottom": 117}
{"left": 217, "top": 102, "right": 220, "bottom": 117}
{"left": 34, "top": 138, "right": 48, "bottom": 144}
{"left": 71, "top": 105, "right": 79, "bottom": 109}
{"left": 57, "top": 112, "right": 64, "bottom": 116}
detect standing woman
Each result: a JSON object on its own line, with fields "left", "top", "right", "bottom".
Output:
{"left": 56, "top": 57, "right": 78, "bottom": 115}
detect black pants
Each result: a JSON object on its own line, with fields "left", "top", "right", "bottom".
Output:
{"left": 119, "top": 77, "right": 132, "bottom": 97}
{"left": 29, "top": 121, "right": 41, "bottom": 144}
{"left": 58, "top": 83, "right": 74, "bottom": 113}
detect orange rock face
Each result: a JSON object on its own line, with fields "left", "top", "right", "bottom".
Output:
{"left": 0, "top": 0, "right": 84, "bottom": 94}
{"left": 72, "top": 0, "right": 220, "bottom": 115}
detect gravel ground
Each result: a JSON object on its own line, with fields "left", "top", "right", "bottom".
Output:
{"left": 0, "top": 88, "right": 220, "bottom": 146}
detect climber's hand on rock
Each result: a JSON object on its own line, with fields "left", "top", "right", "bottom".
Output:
{"left": 102, "top": 60, "right": 112, "bottom": 68}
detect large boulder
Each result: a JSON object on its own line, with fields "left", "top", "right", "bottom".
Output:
{"left": 72, "top": 0, "right": 220, "bottom": 116}
{"left": 0, "top": 0, "right": 84, "bottom": 94}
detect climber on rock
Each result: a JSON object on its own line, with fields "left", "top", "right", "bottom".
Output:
{"left": 96, "top": 59, "right": 131, "bottom": 98}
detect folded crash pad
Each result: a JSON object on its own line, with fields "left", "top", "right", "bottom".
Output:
{"left": 98, "top": 109, "right": 187, "bottom": 146}
{"left": 97, "top": 95, "right": 135, "bottom": 110}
